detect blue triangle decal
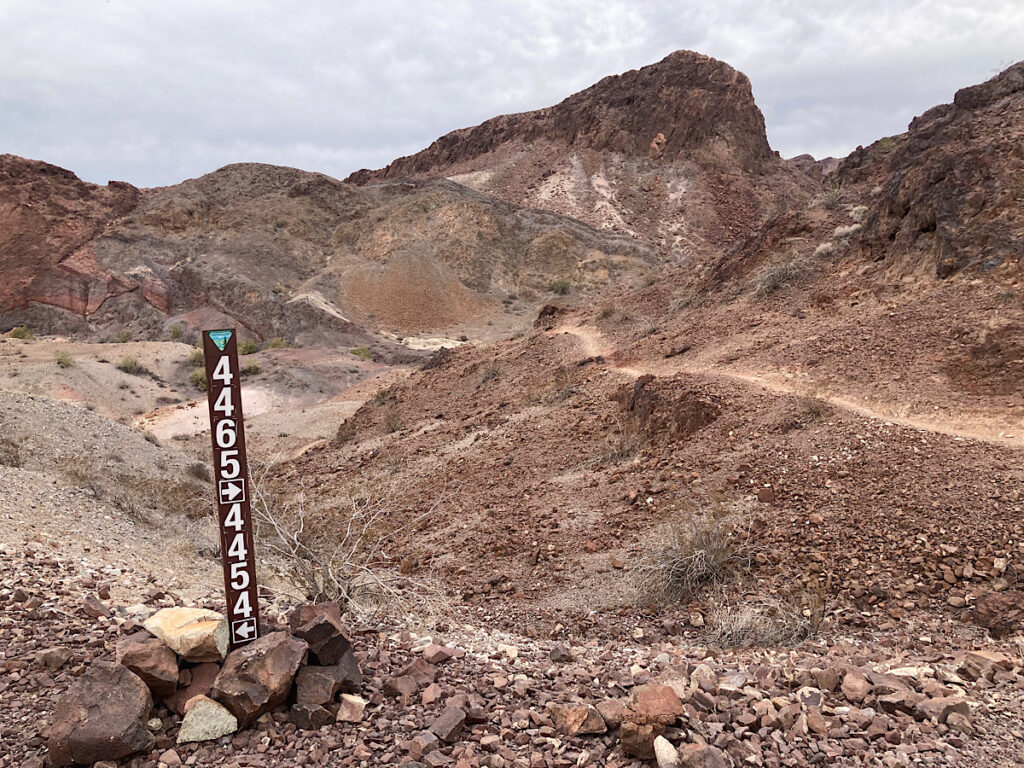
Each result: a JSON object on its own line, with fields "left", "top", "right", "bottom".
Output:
{"left": 208, "top": 330, "right": 233, "bottom": 351}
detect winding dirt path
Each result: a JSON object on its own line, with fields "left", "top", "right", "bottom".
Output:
{"left": 557, "top": 324, "right": 1023, "bottom": 449}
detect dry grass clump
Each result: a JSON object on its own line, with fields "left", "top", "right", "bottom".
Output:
{"left": 0, "top": 437, "right": 22, "bottom": 467}
{"left": 704, "top": 591, "right": 827, "bottom": 648}
{"left": 849, "top": 205, "right": 869, "bottom": 222}
{"left": 635, "top": 513, "right": 750, "bottom": 601}
{"left": 116, "top": 356, "right": 150, "bottom": 376}
{"left": 249, "top": 464, "right": 448, "bottom": 625}
{"left": 54, "top": 350, "right": 75, "bottom": 368}
{"left": 813, "top": 242, "right": 836, "bottom": 258}
{"left": 752, "top": 258, "right": 807, "bottom": 299}
{"left": 550, "top": 278, "right": 571, "bottom": 295}
{"left": 833, "top": 223, "right": 863, "bottom": 239}
{"left": 814, "top": 179, "right": 842, "bottom": 210}
{"left": 189, "top": 367, "right": 207, "bottom": 391}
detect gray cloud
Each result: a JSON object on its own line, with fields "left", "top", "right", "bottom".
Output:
{"left": 1, "top": 0, "right": 1021, "bottom": 186}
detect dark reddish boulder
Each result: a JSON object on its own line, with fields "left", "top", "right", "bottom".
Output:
{"left": 211, "top": 632, "right": 308, "bottom": 727}
{"left": 47, "top": 662, "right": 154, "bottom": 766}
{"left": 116, "top": 632, "right": 178, "bottom": 700}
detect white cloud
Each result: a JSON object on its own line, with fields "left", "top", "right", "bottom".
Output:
{"left": 0, "top": 0, "right": 1020, "bottom": 185}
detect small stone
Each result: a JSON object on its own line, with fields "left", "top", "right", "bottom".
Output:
{"left": 842, "top": 669, "right": 871, "bottom": 703}
{"left": 290, "top": 702, "right": 333, "bottom": 730}
{"left": 548, "top": 703, "right": 607, "bottom": 735}
{"left": 385, "top": 674, "right": 419, "bottom": 698}
{"left": 678, "top": 743, "right": 729, "bottom": 768}
{"left": 422, "top": 644, "right": 455, "bottom": 664}
{"left": 158, "top": 749, "right": 182, "bottom": 767}
{"left": 37, "top": 647, "right": 73, "bottom": 671}
{"left": 336, "top": 693, "right": 367, "bottom": 723}
{"left": 83, "top": 594, "right": 110, "bottom": 619}
{"left": 549, "top": 643, "right": 573, "bottom": 663}
{"left": 947, "top": 711, "right": 974, "bottom": 735}
{"left": 915, "top": 696, "right": 970, "bottom": 724}
{"left": 653, "top": 735, "right": 679, "bottom": 768}
{"left": 176, "top": 695, "right": 238, "bottom": 744}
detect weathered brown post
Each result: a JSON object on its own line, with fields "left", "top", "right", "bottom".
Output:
{"left": 202, "top": 329, "right": 260, "bottom": 648}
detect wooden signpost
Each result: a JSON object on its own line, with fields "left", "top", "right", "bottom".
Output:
{"left": 202, "top": 329, "right": 260, "bottom": 649}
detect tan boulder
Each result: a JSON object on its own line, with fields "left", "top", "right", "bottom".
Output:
{"left": 143, "top": 607, "right": 228, "bottom": 662}
{"left": 547, "top": 703, "right": 607, "bottom": 736}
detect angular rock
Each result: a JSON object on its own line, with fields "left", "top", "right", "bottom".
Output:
{"left": 385, "top": 674, "right": 419, "bottom": 698}
{"left": 295, "top": 656, "right": 362, "bottom": 706}
{"left": 430, "top": 705, "right": 467, "bottom": 743}
{"left": 176, "top": 695, "right": 237, "bottom": 744}
{"left": 548, "top": 703, "right": 607, "bottom": 736}
{"left": 878, "top": 690, "right": 924, "bottom": 715}
{"left": 83, "top": 594, "right": 110, "bottom": 618}
{"left": 291, "top": 702, "right": 333, "bottom": 730}
{"left": 550, "top": 643, "right": 573, "bottom": 663}
{"left": 116, "top": 632, "right": 179, "bottom": 699}
{"left": 628, "top": 684, "right": 683, "bottom": 725}
{"left": 841, "top": 669, "right": 870, "bottom": 703}
{"left": 166, "top": 662, "right": 220, "bottom": 716}
{"left": 422, "top": 643, "right": 455, "bottom": 665}
{"left": 143, "top": 607, "right": 228, "bottom": 662}
{"left": 620, "top": 721, "right": 662, "bottom": 760}
{"left": 653, "top": 735, "right": 680, "bottom": 768}
{"left": 37, "top": 647, "right": 73, "bottom": 671}
{"left": 972, "top": 591, "right": 1024, "bottom": 636}
{"left": 400, "top": 657, "right": 438, "bottom": 685}
{"left": 287, "top": 601, "right": 343, "bottom": 632}
{"left": 915, "top": 696, "right": 971, "bottom": 724}
{"left": 211, "top": 631, "right": 308, "bottom": 727}
{"left": 596, "top": 697, "right": 628, "bottom": 729}
{"left": 958, "top": 649, "right": 1013, "bottom": 682}
{"left": 678, "top": 743, "right": 730, "bottom": 768}
{"left": 336, "top": 693, "right": 367, "bottom": 723}
{"left": 292, "top": 611, "right": 352, "bottom": 665}
{"left": 47, "top": 662, "right": 154, "bottom": 767}
{"left": 408, "top": 731, "right": 440, "bottom": 759}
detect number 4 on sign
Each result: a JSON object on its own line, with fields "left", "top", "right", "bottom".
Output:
{"left": 214, "top": 387, "right": 234, "bottom": 416}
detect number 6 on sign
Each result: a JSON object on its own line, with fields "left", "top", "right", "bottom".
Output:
{"left": 202, "top": 329, "right": 260, "bottom": 649}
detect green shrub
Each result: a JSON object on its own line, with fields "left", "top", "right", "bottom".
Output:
{"left": 241, "top": 361, "right": 261, "bottom": 376}
{"left": 116, "top": 356, "right": 150, "bottom": 376}
{"left": 114, "top": 331, "right": 132, "bottom": 343}
{"left": 54, "top": 350, "right": 75, "bottom": 369}
{"left": 264, "top": 336, "right": 290, "bottom": 349}
{"left": 372, "top": 387, "right": 396, "bottom": 406}
{"left": 187, "top": 348, "right": 204, "bottom": 366}
{"left": 272, "top": 282, "right": 287, "bottom": 295}
{"left": 237, "top": 338, "right": 259, "bottom": 355}
{"left": 169, "top": 324, "right": 183, "bottom": 340}
{"left": 10, "top": 326, "right": 34, "bottom": 340}
{"left": 550, "top": 279, "right": 571, "bottom": 295}
{"left": 350, "top": 345, "right": 374, "bottom": 361}
{"left": 189, "top": 367, "right": 207, "bottom": 391}
{"left": 815, "top": 179, "right": 842, "bottom": 211}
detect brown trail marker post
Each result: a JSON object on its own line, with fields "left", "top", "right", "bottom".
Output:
{"left": 202, "top": 329, "right": 260, "bottom": 648}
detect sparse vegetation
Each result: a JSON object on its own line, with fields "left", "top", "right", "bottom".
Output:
{"left": 383, "top": 408, "right": 402, "bottom": 433}
{"left": 833, "top": 223, "right": 863, "bottom": 239}
{"left": 601, "top": 412, "right": 643, "bottom": 463}
{"left": 480, "top": 364, "right": 500, "bottom": 385}
{"left": 264, "top": 336, "right": 290, "bottom": 349}
{"left": 849, "top": 204, "right": 869, "bottom": 222}
{"left": 351, "top": 345, "right": 374, "bottom": 361}
{"left": 114, "top": 330, "right": 132, "bottom": 343}
{"left": 550, "top": 278, "right": 571, "bottom": 295}
{"left": 248, "top": 463, "right": 448, "bottom": 623}
{"left": 10, "top": 326, "right": 34, "bottom": 340}
{"left": 168, "top": 324, "right": 183, "bottom": 340}
{"left": 241, "top": 361, "right": 261, "bottom": 376}
{"left": 372, "top": 387, "right": 397, "bottom": 406}
{"left": 635, "top": 513, "right": 749, "bottom": 601}
{"left": 813, "top": 242, "right": 836, "bottom": 258}
{"left": 54, "top": 350, "right": 75, "bottom": 368}
{"left": 752, "top": 258, "right": 807, "bottom": 299}
{"left": 237, "top": 338, "right": 259, "bottom": 355}
{"left": 704, "top": 591, "right": 826, "bottom": 648}
{"left": 116, "top": 356, "right": 150, "bottom": 376}
{"left": 187, "top": 461, "right": 212, "bottom": 482}
{"left": 187, "top": 348, "right": 204, "bottom": 366}
{"left": 815, "top": 178, "right": 842, "bottom": 210}
{"left": 272, "top": 282, "right": 287, "bottom": 295}
{"left": 0, "top": 438, "right": 22, "bottom": 467}
{"left": 189, "top": 367, "right": 207, "bottom": 391}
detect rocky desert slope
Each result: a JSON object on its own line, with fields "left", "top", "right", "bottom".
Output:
{"left": 2, "top": 52, "right": 1023, "bottom": 768}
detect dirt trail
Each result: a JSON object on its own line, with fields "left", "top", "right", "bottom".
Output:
{"left": 558, "top": 324, "right": 1023, "bottom": 449}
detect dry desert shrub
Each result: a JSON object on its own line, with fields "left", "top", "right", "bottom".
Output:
{"left": 635, "top": 511, "right": 751, "bottom": 601}
{"left": 752, "top": 258, "right": 807, "bottom": 299}
{"left": 54, "top": 350, "right": 75, "bottom": 368}
{"left": 814, "top": 178, "right": 842, "bottom": 210}
{"left": 248, "top": 463, "right": 449, "bottom": 626}
{"left": 0, "top": 437, "right": 22, "bottom": 467}
{"left": 704, "top": 590, "right": 827, "bottom": 648}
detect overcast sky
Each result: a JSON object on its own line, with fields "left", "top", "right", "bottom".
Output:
{"left": 1, "top": 1, "right": 1021, "bottom": 187}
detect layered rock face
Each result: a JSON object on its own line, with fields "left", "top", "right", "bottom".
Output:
{"left": 348, "top": 50, "right": 773, "bottom": 181}
{"left": 0, "top": 155, "right": 139, "bottom": 317}
{"left": 842, "top": 61, "right": 1024, "bottom": 279}
{"left": 347, "top": 51, "right": 812, "bottom": 252}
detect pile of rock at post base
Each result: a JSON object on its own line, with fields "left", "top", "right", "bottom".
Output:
{"left": 46, "top": 601, "right": 365, "bottom": 766}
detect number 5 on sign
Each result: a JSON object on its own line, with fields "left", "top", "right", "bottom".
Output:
{"left": 202, "top": 329, "right": 261, "bottom": 649}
